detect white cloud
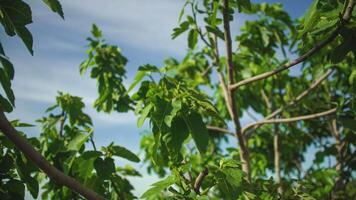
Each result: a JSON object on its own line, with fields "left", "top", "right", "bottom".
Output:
{"left": 31, "top": 0, "right": 188, "bottom": 56}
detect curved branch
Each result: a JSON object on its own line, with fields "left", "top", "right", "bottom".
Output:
{"left": 229, "top": 0, "right": 354, "bottom": 90}
{"left": 0, "top": 111, "right": 104, "bottom": 200}
{"left": 194, "top": 167, "right": 209, "bottom": 194}
{"left": 241, "top": 107, "right": 337, "bottom": 134}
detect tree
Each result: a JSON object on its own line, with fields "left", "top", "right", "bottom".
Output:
{"left": 0, "top": 0, "right": 355, "bottom": 199}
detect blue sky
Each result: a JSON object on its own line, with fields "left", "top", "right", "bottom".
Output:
{"left": 1, "top": 0, "right": 313, "bottom": 197}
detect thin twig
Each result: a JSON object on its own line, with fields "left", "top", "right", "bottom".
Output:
{"left": 190, "top": 2, "right": 212, "bottom": 48}
{"left": 207, "top": 125, "right": 234, "bottom": 136}
{"left": 241, "top": 107, "right": 337, "bottom": 134}
{"left": 90, "top": 136, "right": 97, "bottom": 151}
{"left": 261, "top": 89, "right": 272, "bottom": 109}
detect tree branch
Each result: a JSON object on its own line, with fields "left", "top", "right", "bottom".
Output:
{"left": 210, "top": 32, "right": 235, "bottom": 125}
{"left": 222, "top": 0, "right": 250, "bottom": 177}
{"left": 207, "top": 125, "right": 234, "bottom": 136}
{"left": 245, "top": 69, "right": 333, "bottom": 137}
{"left": 273, "top": 123, "right": 282, "bottom": 194}
{"left": 342, "top": 0, "right": 355, "bottom": 23}
{"left": 241, "top": 107, "right": 337, "bottom": 134}
{"left": 194, "top": 167, "right": 209, "bottom": 194}
{"left": 0, "top": 111, "right": 104, "bottom": 200}
{"left": 229, "top": 0, "right": 354, "bottom": 90}
{"left": 190, "top": 2, "right": 212, "bottom": 48}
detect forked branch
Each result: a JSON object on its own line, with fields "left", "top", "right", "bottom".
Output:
{"left": 245, "top": 68, "right": 333, "bottom": 136}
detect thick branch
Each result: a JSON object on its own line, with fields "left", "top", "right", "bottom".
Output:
{"left": 229, "top": 0, "right": 354, "bottom": 90}
{"left": 194, "top": 167, "right": 209, "bottom": 194}
{"left": 0, "top": 111, "right": 104, "bottom": 200}
{"left": 245, "top": 69, "right": 333, "bottom": 136}
{"left": 241, "top": 108, "right": 337, "bottom": 134}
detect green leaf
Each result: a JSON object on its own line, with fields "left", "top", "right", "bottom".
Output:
{"left": 206, "top": 26, "right": 225, "bottom": 40}
{"left": 25, "top": 176, "right": 39, "bottom": 199}
{"left": 188, "top": 29, "right": 198, "bottom": 49}
{"left": 0, "top": 43, "right": 14, "bottom": 79}
{"left": 67, "top": 132, "right": 92, "bottom": 151}
{"left": 178, "top": 1, "right": 189, "bottom": 23}
{"left": 340, "top": 116, "right": 356, "bottom": 131}
{"left": 0, "top": 0, "right": 34, "bottom": 54}
{"left": 74, "top": 151, "right": 102, "bottom": 180}
{"left": 0, "top": 67, "right": 15, "bottom": 105}
{"left": 110, "top": 145, "right": 140, "bottom": 163}
{"left": 184, "top": 111, "right": 209, "bottom": 154}
{"left": 141, "top": 175, "right": 176, "bottom": 199}
{"left": 42, "top": 0, "right": 64, "bottom": 19}
{"left": 0, "top": 154, "right": 13, "bottom": 174}
{"left": 330, "top": 29, "right": 355, "bottom": 63}
{"left": 45, "top": 104, "right": 58, "bottom": 113}
{"left": 299, "top": 0, "right": 343, "bottom": 38}
{"left": 128, "top": 71, "right": 146, "bottom": 93}
{"left": 137, "top": 103, "right": 153, "bottom": 128}
{"left": 0, "top": 94, "right": 13, "bottom": 112}
{"left": 91, "top": 24, "right": 102, "bottom": 38}
{"left": 172, "top": 21, "right": 190, "bottom": 39}
{"left": 94, "top": 157, "right": 115, "bottom": 180}
{"left": 10, "top": 120, "right": 34, "bottom": 127}
{"left": 164, "top": 98, "right": 182, "bottom": 127}
{"left": 259, "top": 27, "right": 270, "bottom": 47}
{"left": 236, "top": 0, "right": 251, "bottom": 12}
{"left": 15, "top": 25, "right": 33, "bottom": 55}
{"left": 4, "top": 179, "right": 25, "bottom": 199}
{"left": 164, "top": 116, "right": 189, "bottom": 161}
